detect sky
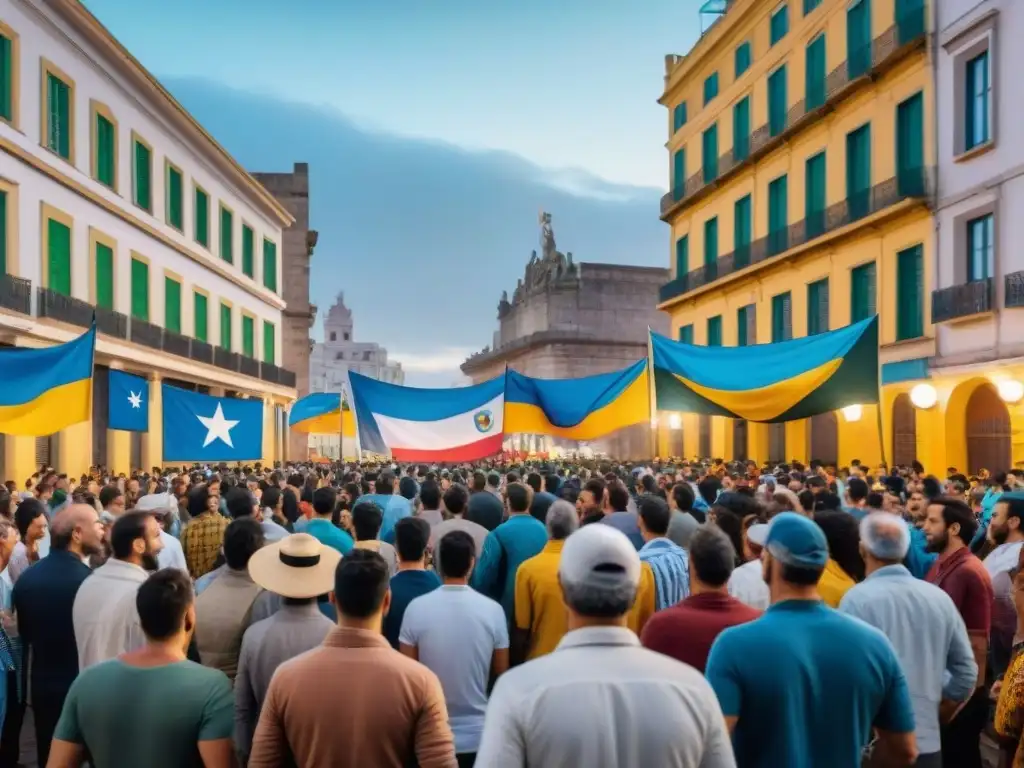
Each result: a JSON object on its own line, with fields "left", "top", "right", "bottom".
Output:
{"left": 84, "top": 0, "right": 707, "bottom": 384}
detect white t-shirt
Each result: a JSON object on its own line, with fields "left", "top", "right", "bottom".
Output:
{"left": 727, "top": 558, "right": 770, "bottom": 611}
{"left": 399, "top": 585, "right": 508, "bottom": 754}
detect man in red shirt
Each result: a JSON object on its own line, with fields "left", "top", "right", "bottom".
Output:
{"left": 923, "top": 495, "right": 993, "bottom": 768}
{"left": 641, "top": 525, "right": 761, "bottom": 671}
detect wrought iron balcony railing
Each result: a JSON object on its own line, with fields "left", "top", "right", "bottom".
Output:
{"left": 0, "top": 275, "right": 31, "bottom": 315}
{"left": 1006, "top": 271, "right": 1024, "bottom": 309}
{"left": 931, "top": 278, "right": 993, "bottom": 323}
{"left": 36, "top": 288, "right": 94, "bottom": 328}
{"left": 130, "top": 319, "right": 164, "bottom": 351}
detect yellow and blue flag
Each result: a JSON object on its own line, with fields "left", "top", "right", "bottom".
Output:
{"left": 651, "top": 316, "right": 879, "bottom": 423}
{"left": 0, "top": 326, "right": 95, "bottom": 437}
{"left": 504, "top": 359, "right": 651, "bottom": 440}
{"left": 288, "top": 392, "right": 356, "bottom": 437}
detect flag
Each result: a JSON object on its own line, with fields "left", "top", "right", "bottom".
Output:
{"left": 349, "top": 372, "right": 504, "bottom": 462}
{"left": 651, "top": 315, "right": 879, "bottom": 422}
{"left": 108, "top": 370, "right": 149, "bottom": 432}
{"left": 504, "top": 359, "right": 651, "bottom": 439}
{"left": 288, "top": 392, "right": 356, "bottom": 437}
{"left": 162, "top": 384, "right": 264, "bottom": 462}
{"left": 0, "top": 325, "right": 95, "bottom": 436}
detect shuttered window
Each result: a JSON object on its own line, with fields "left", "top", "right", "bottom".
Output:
{"left": 220, "top": 206, "right": 234, "bottom": 264}
{"left": 846, "top": 123, "right": 872, "bottom": 220}
{"left": 47, "top": 217, "right": 72, "bottom": 295}
{"left": 768, "top": 65, "right": 787, "bottom": 137}
{"left": 966, "top": 52, "right": 991, "bottom": 150}
{"left": 896, "top": 92, "right": 924, "bottom": 196}
{"left": 166, "top": 165, "right": 183, "bottom": 230}
{"left": 130, "top": 257, "right": 149, "bottom": 321}
{"left": 194, "top": 187, "right": 210, "bottom": 247}
{"left": 242, "top": 224, "right": 255, "bottom": 278}
{"left": 805, "top": 151, "right": 827, "bottom": 238}
{"left": 733, "top": 97, "right": 750, "bottom": 162}
{"left": 220, "top": 303, "right": 232, "bottom": 350}
{"left": 132, "top": 138, "right": 152, "bottom": 212}
{"left": 679, "top": 324, "right": 694, "bottom": 344}
{"left": 768, "top": 174, "right": 789, "bottom": 255}
{"left": 263, "top": 238, "right": 278, "bottom": 292}
{"left": 896, "top": 245, "right": 923, "bottom": 340}
{"left": 0, "top": 33, "right": 12, "bottom": 123}
{"left": 0, "top": 190, "right": 6, "bottom": 275}
{"left": 735, "top": 42, "right": 751, "bottom": 78}
{"left": 673, "top": 102, "right": 687, "bottom": 133}
{"left": 193, "top": 292, "right": 208, "bottom": 342}
{"left": 771, "top": 292, "right": 792, "bottom": 342}
{"left": 804, "top": 0, "right": 822, "bottom": 14}
{"left": 242, "top": 315, "right": 255, "bottom": 357}
{"left": 95, "top": 113, "right": 116, "bottom": 189}
{"left": 734, "top": 194, "right": 752, "bottom": 267}
{"left": 770, "top": 4, "right": 789, "bottom": 46}
{"left": 847, "top": 0, "right": 872, "bottom": 80}
{"left": 737, "top": 304, "right": 756, "bottom": 346}
{"left": 850, "top": 262, "right": 877, "bottom": 322}
{"left": 95, "top": 242, "right": 114, "bottom": 310}
{"left": 263, "top": 321, "right": 276, "bottom": 364}
{"left": 704, "top": 217, "right": 719, "bottom": 268}
{"left": 967, "top": 214, "right": 994, "bottom": 282}
{"left": 45, "top": 72, "right": 72, "bottom": 160}
{"left": 675, "top": 235, "right": 689, "bottom": 277}
{"left": 707, "top": 315, "right": 723, "bottom": 347}
{"left": 703, "top": 72, "right": 719, "bottom": 105}
{"left": 805, "top": 34, "right": 826, "bottom": 111}
{"left": 165, "top": 277, "right": 181, "bottom": 334}
{"left": 807, "top": 278, "right": 830, "bottom": 335}
{"left": 702, "top": 124, "right": 718, "bottom": 183}
{"left": 672, "top": 149, "right": 686, "bottom": 197}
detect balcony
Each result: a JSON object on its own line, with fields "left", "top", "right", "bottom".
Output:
{"left": 95, "top": 307, "right": 128, "bottom": 339}
{"left": 239, "top": 354, "right": 260, "bottom": 378}
{"left": 660, "top": 168, "right": 932, "bottom": 304}
{"left": 280, "top": 368, "right": 297, "bottom": 388}
{"left": 130, "top": 319, "right": 164, "bottom": 351}
{"left": 161, "top": 329, "right": 191, "bottom": 358}
{"left": 190, "top": 339, "right": 214, "bottom": 365}
{"left": 0, "top": 275, "right": 31, "bottom": 315}
{"left": 1006, "top": 271, "right": 1024, "bottom": 309}
{"left": 660, "top": 3, "right": 928, "bottom": 221}
{"left": 931, "top": 278, "right": 993, "bottom": 323}
{"left": 214, "top": 347, "right": 240, "bottom": 372}
{"left": 37, "top": 288, "right": 94, "bottom": 328}
{"left": 261, "top": 363, "right": 282, "bottom": 384}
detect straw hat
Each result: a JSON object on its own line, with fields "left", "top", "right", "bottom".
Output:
{"left": 248, "top": 533, "right": 341, "bottom": 598}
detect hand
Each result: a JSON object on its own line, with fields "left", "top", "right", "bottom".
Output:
{"left": 991, "top": 679, "right": 1003, "bottom": 700}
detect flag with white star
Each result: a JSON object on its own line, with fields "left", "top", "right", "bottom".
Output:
{"left": 162, "top": 383, "right": 264, "bottom": 461}
{"left": 108, "top": 370, "right": 149, "bottom": 432}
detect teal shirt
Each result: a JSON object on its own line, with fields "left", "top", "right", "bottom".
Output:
{"left": 305, "top": 518, "right": 355, "bottom": 556}
{"left": 470, "top": 514, "right": 547, "bottom": 623}
{"left": 54, "top": 659, "right": 234, "bottom": 767}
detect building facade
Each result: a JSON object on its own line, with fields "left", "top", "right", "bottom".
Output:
{"left": 0, "top": 0, "right": 298, "bottom": 483}
{"left": 657, "top": 0, "right": 932, "bottom": 468}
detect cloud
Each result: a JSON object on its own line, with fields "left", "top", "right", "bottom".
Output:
{"left": 390, "top": 348, "right": 477, "bottom": 374}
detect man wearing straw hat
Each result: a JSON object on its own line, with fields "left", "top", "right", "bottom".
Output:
{"left": 235, "top": 533, "right": 337, "bottom": 762}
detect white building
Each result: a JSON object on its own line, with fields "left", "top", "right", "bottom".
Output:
{"left": 0, "top": 0, "right": 298, "bottom": 482}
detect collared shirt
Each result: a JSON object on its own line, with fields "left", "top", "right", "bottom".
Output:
{"left": 234, "top": 602, "right": 334, "bottom": 760}
{"left": 639, "top": 537, "right": 690, "bottom": 611}
{"left": 472, "top": 515, "right": 548, "bottom": 623}
{"left": 601, "top": 510, "right": 645, "bottom": 550}
{"left": 986, "top": 541, "right": 1023, "bottom": 640}
{"left": 514, "top": 540, "right": 568, "bottom": 659}
{"left": 467, "top": 490, "right": 504, "bottom": 531}
{"left": 305, "top": 518, "right": 355, "bottom": 556}
{"left": 72, "top": 559, "right": 149, "bottom": 670}
{"left": 817, "top": 558, "right": 856, "bottom": 608}
{"left": 156, "top": 530, "right": 188, "bottom": 573}
{"left": 249, "top": 626, "right": 457, "bottom": 768}
{"left": 475, "top": 626, "right": 735, "bottom": 768}
{"left": 839, "top": 564, "right": 977, "bottom": 754}
{"left": 381, "top": 496, "right": 413, "bottom": 542}
{"left": 728, "top": 559, "right": 770, "bottom": 611}
{"left": 181, "top": 512, "right": 229, "bottom": 579}
{"left": 926, "top": 546, "right": 994, "bottom": 636}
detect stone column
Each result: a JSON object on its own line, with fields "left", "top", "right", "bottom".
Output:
{"left": 58, "top": 419, "right": 93, "bottom": 480}
{"left": 747, "top": 422, "right": 769, "bottom": 465}
{"left": 784, "top": 419, "right": 809, "bottom": 465}
{"left": 262, "top": 396, "right": 276, "bottom": 467}
{"left": 1, "top": 436, "right": 37, "bottom": 488}
{"left": 710, "top": 417, "right": 734, "bottom": 461}
{"left": 838, "top": 405, "right": 883, "bottom": 468}
{"left": 141, "top": 374, "right": 163, "bottom": 470}
{"left": 107, "top": 431, "right": 131, "bottom": 476}
{"left": 682, "top": 414, "right": 699, "bottom": 459}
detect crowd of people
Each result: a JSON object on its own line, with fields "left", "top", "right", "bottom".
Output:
{"left": 0, "top": 456, "right": 1022, "bottom": 766}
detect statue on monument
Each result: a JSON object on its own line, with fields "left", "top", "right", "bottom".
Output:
{"left": 539, "top": 210, "right": 556, "bottom": 261}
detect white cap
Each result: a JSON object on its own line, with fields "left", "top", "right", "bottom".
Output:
{"left": 559, "top": 524, "right": 641, "bottom": 590}
{"left": 746, "top": 523, "right": 769, "bottom": 547}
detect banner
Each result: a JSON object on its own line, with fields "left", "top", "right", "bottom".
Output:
{"left": 288, "top": 392, "right": 356, "bottom": 436}
{"left": 109, "top": 370, "right": 149, "bottom": 432}
{"left": 162, "top": 385, "right": 264, "bottom": 461}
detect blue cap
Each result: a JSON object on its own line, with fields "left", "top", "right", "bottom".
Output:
{"left": 763, "top": 512, "right": 829, "bottom": 569}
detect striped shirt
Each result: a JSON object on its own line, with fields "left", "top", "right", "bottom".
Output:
{"left": 638, "top": 538, "right": 690, "bottom": 611}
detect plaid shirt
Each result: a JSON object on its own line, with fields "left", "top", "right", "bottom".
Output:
{"left": 181, "top": 513, "right": 229, "bottom": 579}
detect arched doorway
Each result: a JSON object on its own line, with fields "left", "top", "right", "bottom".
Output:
{"left": 892, "top": 393, "right": 917, "bottom": 467}
{"left": 809, "top": 412, "right": 838, "bottom": 466}
{"left": 966, "top": 383, "right": 1011, "bottom": 473}
{"left": 733, "top": 419, "right": 748, "bottom": 462}
{"left": 768, "top": 423, "right": 786, "bottom": 464}
{"left": 698, "top": 414, "right": 711, "bottom": 458}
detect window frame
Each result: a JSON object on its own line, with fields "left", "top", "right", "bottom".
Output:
{"left": 40, "top": 58, "right": 76, "bottom": 164}
{"left": 193, "top": 288, "right": 210, "bottom": 343}
{"left": 219, "top": 202, "right": 235, "bottom": 264}
{"left": 263, "top": 320, "right": 277, "bottom": 364}
{"left": 40, "top": 202, "right": 73, "bottom": 295}
{"left": 262, "top": 237, "right": 278, "bottom": 292}
{"left": 770, "top": 3, "right": 790, "bottom": 46}
{"left": 164, "top": 269, "right": 183, "bottom": 334}
{"left": 0, "top": 22, "right": 21, "bottom": 130}
{"left": 703, "top": 72, "right": 719, "bottom": 106}
{"left": 193, "top": 182, "right": 210, "bottom": 248}
{"left": 219, "top": 300, "right": 233, "bottom": 351}
{"left": 735, "top": 42, "right": 752, "bottom": 78}
{"left": 945, "top": 14, "right": 997, "bottom": 159}
{"left": 87, "top": 226, "right": 117, "bottom": 310}
{"left": 129, "top": 251, "right": 151, "bottom": 322}
{"left": 89, "top": 99, "right": 118, "bottom": 192}
{"left": 241, "top": 221, "right": 256, "bottom": 278}
{"left": 163, "top": 159, "right": 184, "bottom": 232}
{"left": 0, "top": 177, "right": 20, "bottom": 277}
{"left": 241, "top": 310, "right": 257, "bottom": 358}
{"left": 130, "top": 131, "right": 154, "bottom": 214}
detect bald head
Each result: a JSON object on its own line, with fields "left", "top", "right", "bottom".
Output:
{"left": 859, "top": 512, "right": 910, "bottom": 564}
{"left": 50, "top": 503, "right": 102, "bottom": 555}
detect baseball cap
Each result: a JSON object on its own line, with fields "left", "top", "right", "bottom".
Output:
{"left": 749, "top": 511, "right": 828, "bottom": 569}
{"left": 559, "top": 524, "right": 640, "bottom": 590}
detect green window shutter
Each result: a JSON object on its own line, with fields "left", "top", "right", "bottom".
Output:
{"left": 847, "top": 0, "right": 872, "bottom": 79}
{"left": 675, "top": 235, "right": 689, "bottom": 277}
{"left": 804, "top": 0, "right": 823, "bottom": 14}
{"left": 897, "top": 0, "right": 926, "bottom": 44}
{"left": 242, "top": 225, "right": 255, "bottom": 277}
{"left": 966, "top": 51, "right": 990, "bottom": 150}
{"left": 94, "top": 242, "right": 114, "bottom": 310}
{"left": 195, "top": 188, "right": 209, "bottom": 247}
{"left": 771, "top": 292, "right": 792, "bottom": 343}
{"left": 896, "top": 245, "right": 923, "bottom": 340}
{"left": 673, "top": 102, "right": 688, "bottom": 132}
{"left": 734, "top": 194, "right": 752, "bottom": 268}
{"left": 737, "top": 306, "right": 748, "bottom": 346}
{"left": 733, "top": 97, "right": 750, "bottom": 162}
{"left": 805, "top": 34, "right": 826, "bottom": 111}
{"left": 220, "top": 206, "right": 233, "bottom": 263}
{"left": 672, "top": 149, "right": 686, "bottom": 197}
{"left": 707, "top": 316, "right": 723, "bottom": 347}
{"left": 166, "top": 166, "right": 183, "bottom": 230}
{"left": 263, "top": 321, "right": 276, "bottom": 364}
{"left": 194, "top": 293, "right": 208, "bottom": 342}
{"left": 768, "top": 65, "right": 787, "bottom": 137}
{"left": 967, "top": 214, "right": 994, "bottom": 282}
{"left": 242, "top": 315, "right": 255, "bottom": 357}
{"left": 768, "top": 174, "right": 789, "bottom": 255}
{"left": 0, "top": 190, "right": 6, "bottom": 275}
{"left": 735, "top": 43, "right": 751, "bottom": 79}
{"left": 47, "top": 74, "right": 71, "bottom": 159}
{"left": 164, "top": 277, "right": 182, "bottom": 334}
{"left": 47, "top": 217, "right": 71, "bottom": 295}
{"left": 846, "top": 124, "right": 872, "bottom": 219}
{"left": 770, "top": 5, "right": 790, "bottom": 46}
{"left": 807, "top": 278, "right": 830, "bottom": 335}
{"left": 263, "top": 239, "right": 278, "bottom": 292}
{"left": 220, "top": 303, "right": 232, "bottom": 350}
{"left": 851, "top": 262, "right": 877, "bottom": 322}
{"left": 130, "top": 258, "right": 149, "bottom": 321}
{"left": 133, "top": 140, "right": 151, "bottom": 211}
{"left": 702, "top": 124, "right": 718, "bottom": 183}
{"left": 703, "top": 72, "right": 719, "bottom": 105}
{"left": 0, "top": 35, "right": 11, "bottom": 122}
{"left": 95, "top": 114, "right": 115, "bottom": 188}
{"left": 679, "top": 324, "right": 694, "bottom": 344}
{"left": 704, "top": 217, "right": 718, "bottom": 267}
{"left": 805, "top": 152, "right": 827, "bottom": 238}
{"left": 897, "top": 92, "right": 924, "bottom": 196}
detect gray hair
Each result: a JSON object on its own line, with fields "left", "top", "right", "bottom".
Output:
{"left": 546, "top": 500, "right": 579, "bottom": 541}
{"left": 859, "top": 512, "right": 910, "bottom": 562}
{"left": 561, "top": 578, "right": 636, "bottom": 618}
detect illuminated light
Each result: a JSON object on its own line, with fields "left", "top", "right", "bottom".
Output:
{"left": 669, "top": 413, "right": 682, "bottom": 430}
{"left": 841, "top": 404, "right": 863, "bottom": 422}
{"left": 909, "top": 383, "right": 938, "bottom": 410}
{"left": 997, "top": 380, "right": 1024, "bottom": 404}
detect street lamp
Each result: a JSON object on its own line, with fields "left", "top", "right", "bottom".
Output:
{"left": 910, "top": 383, "right": 938, "bottom": 410}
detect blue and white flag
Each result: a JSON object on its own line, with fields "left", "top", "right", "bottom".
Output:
{"left": 109, "top": 370, "right": 149, "bottom": 432}
{"left": 162, "top": 384, "right": 263, "bottom": 462}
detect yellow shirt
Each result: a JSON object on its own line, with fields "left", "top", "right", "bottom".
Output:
{"left": 627, "top": 562, "right": 657, "bottom": 636}
{"left": 817, "top": 558, "right": 855, "bottom": 608}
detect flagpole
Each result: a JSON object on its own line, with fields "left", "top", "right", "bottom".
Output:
{"left": 339, "top": 384, "right": 345, "bottom": 464}
{"left": 647, "top": 326, "right": 656, "bottom": 460}
{"left": 874, "top": 315, "right": 888, "bottom": 469}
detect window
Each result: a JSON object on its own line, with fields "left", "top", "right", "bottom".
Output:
{"left": 770, "top": 4, "right": 789, "bottom": 46}
{"left": 896, "top": 92, "right": 924, "bottom": 196}
{"left": 675, "top": 234, "right": 689, "bottom": 277}
{"left": 733, "top": 97, "right": 750, "bottom": 162}
{"left": 165, "top": 276, "right": 182, "bottom": 334}
{"left": 242, "top": 315, "right": 255, "bottom": 358}
{"left": 702, "top": 124, "right": 718, "bottom": 183}
{"left": 967, "top": 214, "right": 994, "bottom": 281}
{"left": 734, "top": 194, "right": 752, "bottom": 267}
{"left": 263, "top": 321, "right": 276, "bottom": 364}
{"left": 193, "top": 292, "right": 208, "bottom": 342}
{"left": 329, "top": 332, "right": 337, "bottom": 342}
{"left": 0, "top": 27, "right": 15, "bottom": 125}
{"left": 132, "top": 135, "right": 152, "bottom": 212}
{"left": 847, "top": 0, "right": 872, "bottom": 80}
{"left": 850, "top": 262, "right": 877, "bottom": 322}
{"left": 805, "top": 34, "right": 826, "bottom": 111}
{"left": 194, "top": 186, "right": 210, "bottom": 247}
{"left": 966, "top": 51, "right": 991, "bottom": 151}
{"left": 768, "top": 174, "right": 788, "bottom": 255}
{"left": 43, "top": 62, "right": 73, "bottom": 161}
{"left": 804, "top": 0, "right": 822, "bottom": 14}
{"left": 343, "top": 332, "right": 350, "bottom": 341}
{"left": 242, "top": 224, "right": 255, "bottom": 278}
{"left": 897, "top": 0, "right": 926, "bottom": 44}
{"left": 771, "top": 292, "right": 792, "bottom": 342}
{"left": 220, "top": 302, "right": 232, "bottom": 350}
{"left": 92, "top": 103, "right": 116, "bottom": 190}
{"left": 846, "top": 123, "right": 872, "bottom": 220}
{"left": 263, "top": 238, "right": 278, "bottom": 292}
{"left": 673, "top": 102, "right": 687, "bottom": 132}
{"left": 220, "top": 205, "right": 234, "bottom": 263}
{"left": 130, "top": 256, "right": 149, "bottom": 321}
{"left": 735, "top": 42, "right": 752, "bottom": 78}
{"left": 707, "top": 315, "right": 723, "bottom": 347}
{"left": 768, "top": 65, "right": 787, "bottom": 137}
{"left": 704, "top": 217, "right": 719, "bottom": 271}
{"left": 43, "top": 207, "right": 72, "bottom": 296}
{"left": 94, "top": 238, "right": 114, "bottom": 310}
{"left": 166, "top": 163, "right": 183, "bottom": 231}
{"left": 703, "top": 72, "right": 719, "bottom": 105}
{"left": 679, "top": 323, "right": 694, "bottom": 344}
{"left": 0, "top": 189, "right": 7, "bottom": 275}
{"left": 807, "top": 278, "right": 829, "bottom": 335}
{"left": 672, "top": 149, "right": 686, "bottom": 198}
{"left": 805, "top": 151, "right": 827, "bottom": 238}
{"left": 896, "top": 245, "right": 923, "bottom": 340}
{"left": 737, "top": 304, "right": 756, "bottom": 346}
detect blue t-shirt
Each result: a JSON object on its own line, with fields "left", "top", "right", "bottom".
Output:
{"left": 705, "top": 599, "right": 914, "bottom": 768}
{"left": 383, "top": 570, "right": 441, "bottom": 649}
{"left": 470, "top": 515, "right": 547, "bottom": 623}
{"left": 304, "top": 518, "right": 355, "bottom": 556}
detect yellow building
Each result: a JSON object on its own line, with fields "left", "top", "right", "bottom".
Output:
{"left": 655, "top": 0, "right": 933, "bottom": 469}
